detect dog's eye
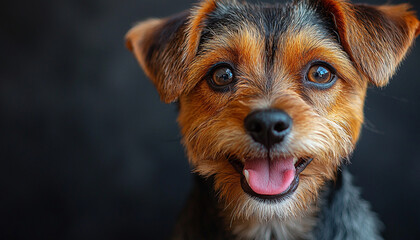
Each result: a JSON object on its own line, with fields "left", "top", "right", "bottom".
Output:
{"left": 304, "top": 63, "right": 337, "bottom": 89}
{"left": 308, "top": 65, "right": 331, "bottom": 84}
{"left": 207, "top": 64, "right": 236, "bottom": 92}
{"left": 212, "top": 67, "right": 234, "bottom": 86}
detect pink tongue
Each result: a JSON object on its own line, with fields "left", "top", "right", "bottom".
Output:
{"left": 244, "top": 157, "right": 295, "bottom": 195}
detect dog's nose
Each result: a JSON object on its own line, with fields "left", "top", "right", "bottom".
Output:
{"left": 244, "top": 109, "right": 292, "bottom": 149}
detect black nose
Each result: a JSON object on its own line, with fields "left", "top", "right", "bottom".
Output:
{"left": 244, "top": 109, "right": 292, "bottom": 149}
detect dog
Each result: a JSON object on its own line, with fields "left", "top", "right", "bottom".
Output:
{"left": 125, "top": 0, "right": 419, "bottom": 239}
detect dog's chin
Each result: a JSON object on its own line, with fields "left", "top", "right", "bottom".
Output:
{"left": 229, "top": 156, "right": 313, "bottom": 204}
{"left": 225, "top": 180, "right": 312, "bottom": 222}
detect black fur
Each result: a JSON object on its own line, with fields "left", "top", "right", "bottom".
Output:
{"left": 313, "top": 168, "right": 383, "bottom": 240}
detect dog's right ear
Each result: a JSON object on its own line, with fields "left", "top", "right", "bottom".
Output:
{"left": 125, "top": 0, "right": 221, "bottom": 103}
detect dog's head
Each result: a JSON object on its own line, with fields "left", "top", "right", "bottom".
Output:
{"left": 126, "top": 0, "right": 419, "bottom": 221}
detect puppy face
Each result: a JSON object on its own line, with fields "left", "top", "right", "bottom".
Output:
{"left": 126, "top": 0, "right": 419, "bottom": 221}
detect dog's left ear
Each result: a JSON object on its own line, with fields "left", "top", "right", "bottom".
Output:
{"left": 125, "top": 0, "right": 221, "bottom": 103}
{"left": 312, "top": 0, "right": 420, "bottom": 87}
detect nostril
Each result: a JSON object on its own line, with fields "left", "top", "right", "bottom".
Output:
{"left": 273, "top": 122, "right": 288, "bottom": 133}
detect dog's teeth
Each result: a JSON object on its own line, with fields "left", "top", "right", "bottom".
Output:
{"left": 243, "top": 169, "right": 250, "bottom": 183}
{"left": 293, "top": 157, "right": 298, "bottom": 165}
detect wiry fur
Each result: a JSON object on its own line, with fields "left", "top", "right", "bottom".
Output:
{"left": 126, "top": 0, "right": 419, "bottom": 239}
{"left": 313, "top": 169, "right": 383, "bottom": 240}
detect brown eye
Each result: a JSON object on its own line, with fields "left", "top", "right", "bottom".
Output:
{"left": 212, "top": 67, "right": 234, "bottom": 87}
{"left": 307, "top": 65, "right": 332, "bottom": 84}
{"left": 304, "top": 63, "right": 337, "bottom": 89}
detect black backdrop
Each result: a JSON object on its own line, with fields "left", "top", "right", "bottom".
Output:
{"left": 1, "top": 0, "right": 419, "bottom": 239}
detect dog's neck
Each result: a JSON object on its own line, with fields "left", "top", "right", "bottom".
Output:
{"left": 223, "top": 179, "right": 318, "bottom": 240}
{"left": 231, "top": 213, "right": 317, "bottom": 240}
{"left": 172, "top": 174, "right": 318, "bottom": 240}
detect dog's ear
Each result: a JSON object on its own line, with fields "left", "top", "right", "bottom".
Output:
{"left": 125, "top": 0, "right": 221, "bottom": 103}
{"left": 311, "top": 0, "right": 420, "bottom": 87}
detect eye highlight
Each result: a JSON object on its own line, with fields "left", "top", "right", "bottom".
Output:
{"left": 304, "top": 62, "right": 337, "bottom": 89}
{"left": 213, "top": 67, "right": 233, "bottom": 86}
{"left": 207, "top": 63, "right": 236, "bottom": 92}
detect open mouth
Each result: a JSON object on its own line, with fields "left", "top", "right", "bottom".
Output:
{"left": 229, "top": 156, "right": 313, "bottom": 202}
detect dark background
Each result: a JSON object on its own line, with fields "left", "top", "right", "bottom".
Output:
{"left": 1, "top": 0, "right": 419, "bottom": 239}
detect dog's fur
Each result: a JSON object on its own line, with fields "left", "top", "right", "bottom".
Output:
{"left": 126, "top": 0, "right": 419, "bottom": 239}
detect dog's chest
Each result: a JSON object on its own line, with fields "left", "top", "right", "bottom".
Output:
{"left": 232, "top": 215, "right": 316, "bottom": 240}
